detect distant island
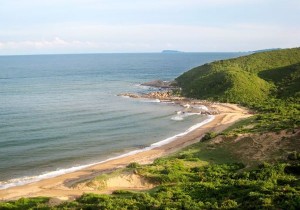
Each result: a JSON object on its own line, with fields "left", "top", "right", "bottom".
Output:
{"left": 161, "top": 50, "right": 183, "bottom": 53}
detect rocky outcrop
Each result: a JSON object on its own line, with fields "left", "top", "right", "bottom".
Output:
{"left": 147, "top": 91, "right": 172, "bottom": 99}
{"left": 118, "top": 91, "right": 219, "bottom": 115}
{"left": 119, "top": 91, "right": 183, "bottom": 101}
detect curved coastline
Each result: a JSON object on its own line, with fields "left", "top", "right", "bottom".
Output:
{"left": 0, "top": 101, "right": 251, "bottom": 201}
{"left": 0, "top": 112, "right": 214, "bottom": 191}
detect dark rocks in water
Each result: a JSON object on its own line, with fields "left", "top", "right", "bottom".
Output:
{"left": 141, "top": 80, "right": 177, "bottom": 88}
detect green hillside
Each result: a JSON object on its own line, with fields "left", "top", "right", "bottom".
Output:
{"left": 259, "top": 62, "right": 300, "bottom": 98}
{"left": 176, "top": 48, "right": 300, "bottom": 132}
{"left": 176, "top": 47, "right": 300, "bottom": 104}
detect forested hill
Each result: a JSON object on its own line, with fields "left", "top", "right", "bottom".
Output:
{"left": 176, "top": 47, "right": 300, "bottom": 105}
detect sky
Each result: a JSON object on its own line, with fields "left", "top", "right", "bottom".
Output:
{"left": 0, "top": 0, "right": 299, "bottom": 55}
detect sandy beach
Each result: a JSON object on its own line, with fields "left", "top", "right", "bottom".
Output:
{"left": 0, "top": 100, "right": 252, "bottom": 201}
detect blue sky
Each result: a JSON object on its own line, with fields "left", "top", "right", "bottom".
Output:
{"left": 0, "top": 0, "right": 299, "bottom": 55}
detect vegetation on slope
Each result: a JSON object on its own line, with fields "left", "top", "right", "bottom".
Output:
{"left": 63, "top": 161, "right": 300, "bottom": 209}
{"left": 176, "top": 47, "right": 300, "bottom": 104}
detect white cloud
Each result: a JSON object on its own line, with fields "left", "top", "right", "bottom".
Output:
{"left": 0, "top": 37, "right": 96, "bottom": 52}
{"left": 0, "top": 23, "right": 299, "bottom": 54}
{"left": 0, "top": 36, "right": 161, "bottom": 54}
{"left": 1, "top": 0, "right": 299, "bottom": 55}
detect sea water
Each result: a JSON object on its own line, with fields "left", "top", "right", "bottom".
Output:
{"left": 0, "top": 52, "right": 245, "bottom": 189}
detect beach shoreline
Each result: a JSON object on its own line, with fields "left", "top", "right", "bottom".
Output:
{"left": 0, "top": 94, "right": 252, "bottom": 201}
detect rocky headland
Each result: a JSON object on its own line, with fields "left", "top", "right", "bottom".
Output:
{"left": 119, "top": 90, "right": 220, "bottom": 115}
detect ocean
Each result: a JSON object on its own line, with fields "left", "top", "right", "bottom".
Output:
{"left": 0, "top": 52, "right": 245, "bottom": 189}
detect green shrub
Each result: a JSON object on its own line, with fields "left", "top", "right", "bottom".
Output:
{"left": 288, "top": 151, "right": 300, "bottom": 160}
{"left": 126, "top": 162, "right": 141, "bottom": 169}
{"left": 0, "top": 197, "right": 50, "bottom": 210}
{"left": 201, "top": 132, "right": 217, "bottom": 141}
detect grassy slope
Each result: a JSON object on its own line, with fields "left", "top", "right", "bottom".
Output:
{"left": 176, "top": 47, "right": 300, "bottom": 104}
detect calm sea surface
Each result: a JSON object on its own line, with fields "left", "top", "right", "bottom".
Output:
{"left": 0, "top": 52, "right": 245, "bottom": 189}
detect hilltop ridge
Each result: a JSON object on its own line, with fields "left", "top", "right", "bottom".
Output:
{"left": 176, "top": 47, "right": 300, "bottom": 105}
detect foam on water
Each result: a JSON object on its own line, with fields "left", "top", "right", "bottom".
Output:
{"left": 140, "top": 99, "right": 161, "bottom": 103}
{"left": 171, "top": 112, "right": 201, "bottom": 121}
{"left": 171, "top": 115, "right": 184, "bottom": 121}
{"left": 151, "top": 115, "right": 214, "bottom": 147}
{"left": 195, "top": 105, "right": 209, "bottom": 111}
{"left": 120, "top": 95, "right": 131, "bottom": 99}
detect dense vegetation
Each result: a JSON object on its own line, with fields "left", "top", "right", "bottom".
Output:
{"left": 176, "top": 47, "right": 300, "bottom": 104}
{"left": 1, "top": 48, "right": 299, "bottom": 209}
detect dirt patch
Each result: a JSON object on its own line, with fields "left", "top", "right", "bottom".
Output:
{"left": 76, "top": 172, "right": 155, "bottom": 192}
{"left": 210, "top": 129, "right": 300, "bottom": 166}
{"left": 48, "top": 196, "right": 71, "bottom": 207}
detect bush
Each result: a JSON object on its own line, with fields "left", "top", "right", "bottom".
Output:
{"left": 288, "top": 151, "right": 300, "bottom": 160}
{"left": 201, "top": 132, "right": 217, "bottom": 141}
{"left": 126, "top": 162, "right": 141, "bottom": 169}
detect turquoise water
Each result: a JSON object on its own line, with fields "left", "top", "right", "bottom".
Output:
{"left": 0, "top": 53, "right": 245, "bottom": 189}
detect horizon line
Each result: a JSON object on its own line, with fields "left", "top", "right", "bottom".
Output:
{"left": 0, "top": 50, "right": 256, "bottom": 57}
